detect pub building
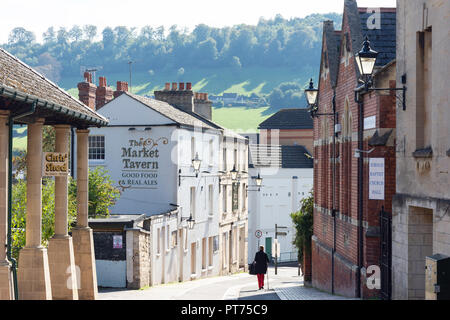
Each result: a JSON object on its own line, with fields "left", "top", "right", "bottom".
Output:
{"left": 77, "top": 78, "right": 248, "bottom": 288}
{"left": 0, "top": 48, "right": 108, "bottom": 300}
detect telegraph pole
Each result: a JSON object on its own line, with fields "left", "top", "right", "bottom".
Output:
{"left": 128, "top": 60, "right": 134, "bottom": 93}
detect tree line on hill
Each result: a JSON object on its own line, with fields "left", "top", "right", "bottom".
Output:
{"left": 2, "top": 13, "right": 341, "bottom": 87}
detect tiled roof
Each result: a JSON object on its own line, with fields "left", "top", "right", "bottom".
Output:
{"left": 0, "top": 47, "right": 107, "bottom": 126}
{"left": 281, "top": 145, "right": 313, "bottom": 168}
{"left": 258, "top": 108, "right": 313, "bottom": 130}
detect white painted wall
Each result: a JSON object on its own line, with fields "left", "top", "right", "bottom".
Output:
{"left": 88, "top": 94, "right": 223, "bottom": 285}
{"left": 247, "top": 167, "right": 313, "bottom": 263}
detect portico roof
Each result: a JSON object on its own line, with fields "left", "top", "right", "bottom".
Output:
{"left": 0, "top": 47, "right": 108, "bottom": 127}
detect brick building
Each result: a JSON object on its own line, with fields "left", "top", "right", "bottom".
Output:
{"left": 311, "top": 0, "right": 397, "bottom": 299}
{"left": 258, "top": 108, "right": 313, "bottom": 153}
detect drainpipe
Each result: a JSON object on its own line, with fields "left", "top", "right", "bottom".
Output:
{"left": 7, "top": 100, "right": 37, "bottom": 300}
{"left": 354, "top": 89, "right": 364, "bottom": 299}
{"left": 331, "top": 90, "right": 337, "bottom": 295}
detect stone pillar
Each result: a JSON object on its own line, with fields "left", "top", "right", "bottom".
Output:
{"left": 47, "top": 125, "right": 79, "bottom": 300}
{"left": 17, "top": 118, "right": 52, "bottom": 300}
{"left": 0, "top": 111, "right": 13, "bottom": 300}
{"left": 72, "top": 129, "right": 98, "bottom": 300}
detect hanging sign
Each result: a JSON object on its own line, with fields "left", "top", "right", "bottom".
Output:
{"left": 43, "top": 152, "right": 69, "bottom": 176}
{"left": 369, "top": 158, "right": 385, "bottom": 200}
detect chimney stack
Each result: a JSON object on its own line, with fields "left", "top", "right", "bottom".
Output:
{"left": 114, "top": 81, "right": 129, "bottom": 98}
{"left": 78, "top": 72, "right": 97, "bottom": 110}
{"left": 154, "top": 81, "right": 194, "bottom": 113}
{"left": 96, "top": 76, "right": 114, "bottom": 110}
{"left": 193, "top": 92, "right": 212, "bottom": 120}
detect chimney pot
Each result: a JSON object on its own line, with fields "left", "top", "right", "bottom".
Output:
{"left": 165, "top": 82, "right": 170, "bottom": 90}
{"left": 99, "top": 76, "right": 107, "bottom": 87}
{"left": 179, "top": 82, "right": 185, "bottom": 90}
{"left": 172, "top": 82, "right": 177, "bottom": 91}
{"left": 83, "top": 72, "right": 90, "bottom": 83}
{"left": 186, "top": 82, "right": 192, "bottom": 90}
{"left": 204, "top": 93, "right": 208, "bottom": 101}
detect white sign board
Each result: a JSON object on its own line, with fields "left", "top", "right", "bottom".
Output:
{"left": 369, "top": 158, "right": 385, "bottom": 200}
{"left": 272, "top": 239, "right": 281, "bottom": 258}
{"left": 364, "top": 116, "right": 376, "bottom": 130}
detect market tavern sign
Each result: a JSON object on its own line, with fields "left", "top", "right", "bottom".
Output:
{"left": 43, "top": 152, "right": 69, "bottom": 176}
{"left": 118, "top": 137, "right": 168, "bottom": 190}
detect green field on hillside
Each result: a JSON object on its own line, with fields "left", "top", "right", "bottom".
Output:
{"left": 61, "top": 66, "right": 309, "bottom": 98}
{"left": 212, "top": 106, "right": 273, "bottom": 132}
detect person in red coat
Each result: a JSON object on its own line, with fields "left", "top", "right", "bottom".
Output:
{"left": 253, "top": 245, "right": 269, "bottom": 290}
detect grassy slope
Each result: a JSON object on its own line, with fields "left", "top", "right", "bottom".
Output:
{"left": 10, "top": 66, "right": 300, "bottom": 149}
{"left": 60, "top": 66, "right": 309, "bottom": 97}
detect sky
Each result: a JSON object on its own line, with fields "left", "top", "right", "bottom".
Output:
{"left": 0, "top": 0, "right": 396, "bottom": 44}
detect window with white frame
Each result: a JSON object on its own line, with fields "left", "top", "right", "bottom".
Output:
{"left": 208, "top": 184, "right": 213, "bottom": 216}
{"left": 191, "top": 137, "right": 195, "bottom": 160}
{"left": 157, "top": 228, "right": 161, "bottom": 254}
{"left": 222, "top": 185, "right": 227, "bottom": 213}
{"left": 209, "top": 139, "right": 214, "bottom": 166}
{"left": 88, "top": 135, "right": 105, "bottom": 160}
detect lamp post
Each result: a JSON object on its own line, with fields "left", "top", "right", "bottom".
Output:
{"left": 305, "top": 78, "right": 337, "bottom": 294}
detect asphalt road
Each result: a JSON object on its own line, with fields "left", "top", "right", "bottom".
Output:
{"left": 98, "top": 264, "right": 301, "bottom": 300}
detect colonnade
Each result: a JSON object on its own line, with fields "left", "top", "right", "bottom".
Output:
{"left": 0, "top": 113, "right": 97, "bottom": 299}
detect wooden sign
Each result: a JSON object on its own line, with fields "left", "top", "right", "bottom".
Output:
{"left": 43, "top": 152, "right": 69, "bottom": 176}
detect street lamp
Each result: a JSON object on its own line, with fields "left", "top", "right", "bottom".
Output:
{"left": 187, "top": 213, "right": 195, "bottom": 230}
{"left": 354, "top": 35, "right": 406, "bottom": 110}
{"left": 355, "top": 36, "right": 378, "bottom": 78}
{"left": 192, "top": 152, "right": 201, "bottom": 177}
{"left": 304, "top": 78, "right": 319, "bottom": 107}
{"left": 255, "top": 173, "right": 262, "bottom": 188}
{"left": 230, "top": 165, "right": 238, "bottom": 181}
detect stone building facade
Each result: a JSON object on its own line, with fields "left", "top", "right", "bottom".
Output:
{"left": 311, "top": 0, "right": 397, "bottom": 299}
{"left": 392, "top": 0, "right": 450, "bottom": 300}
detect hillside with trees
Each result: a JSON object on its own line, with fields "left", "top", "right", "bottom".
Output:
{"left": 3, "top": 13, "right": 341, "bottom": 132}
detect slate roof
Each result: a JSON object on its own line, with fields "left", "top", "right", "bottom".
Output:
{"left": 281, "top": 145, "right": 313, "bottom": 169}
{"left": 358, "top": 8, "right": 396, "bottom": 67}
{"left": 322, "top": 21, "right": 341, "bottom": 88}
{"left": 0, "top": 47, "right": 107, "bottom": 126}
{"left": 258, "top": 108, "right": 313, "bottom": 130}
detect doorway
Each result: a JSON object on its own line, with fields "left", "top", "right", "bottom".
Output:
{"left": 407, "top": 206, "right": 433, "bottom": 299}
{"left": 265, "top": 237, "right": 272, "bottom": 262}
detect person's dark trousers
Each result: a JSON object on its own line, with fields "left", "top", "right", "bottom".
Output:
{"left": 257, "top": 273, "right": 265, "bottom": 288}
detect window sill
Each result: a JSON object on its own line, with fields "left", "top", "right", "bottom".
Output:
{"left": 190, "top": 274, "right": 197, "bottom": 279}
{"left": 201, "top": 269, "right": 208, "bottom": 274}
{"left": 412, "top": 147, "right": 433, "bottom": 158}
{"left": 208, "top": 266, "right": 214, "bottom": 271}
{"left": 208, "top": 214, "right": 214, "bottom": 219}
{"left": 156, "top": 253, "right": 161, "bottom": 258}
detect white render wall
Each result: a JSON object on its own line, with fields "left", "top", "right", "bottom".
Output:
{"left": 88, "top": 94, "right": 223, "bottom": 286}
{"left": 248, "top": 167, "right": 313, "bottom": 263}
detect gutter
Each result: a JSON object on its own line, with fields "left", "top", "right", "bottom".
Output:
{"left": 0, "top": 85, "right": 108, "bottom": 127}
{"left": 7, "top": 100, "right": 37, "bottom": 300}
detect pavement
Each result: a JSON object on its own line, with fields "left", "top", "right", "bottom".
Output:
{"left": 98, "top": 264, "right": 357, "bottom": 300}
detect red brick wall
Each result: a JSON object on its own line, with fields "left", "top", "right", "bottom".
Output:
{"left": 312, "top": 8, "right": 396, "bottom": 299}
